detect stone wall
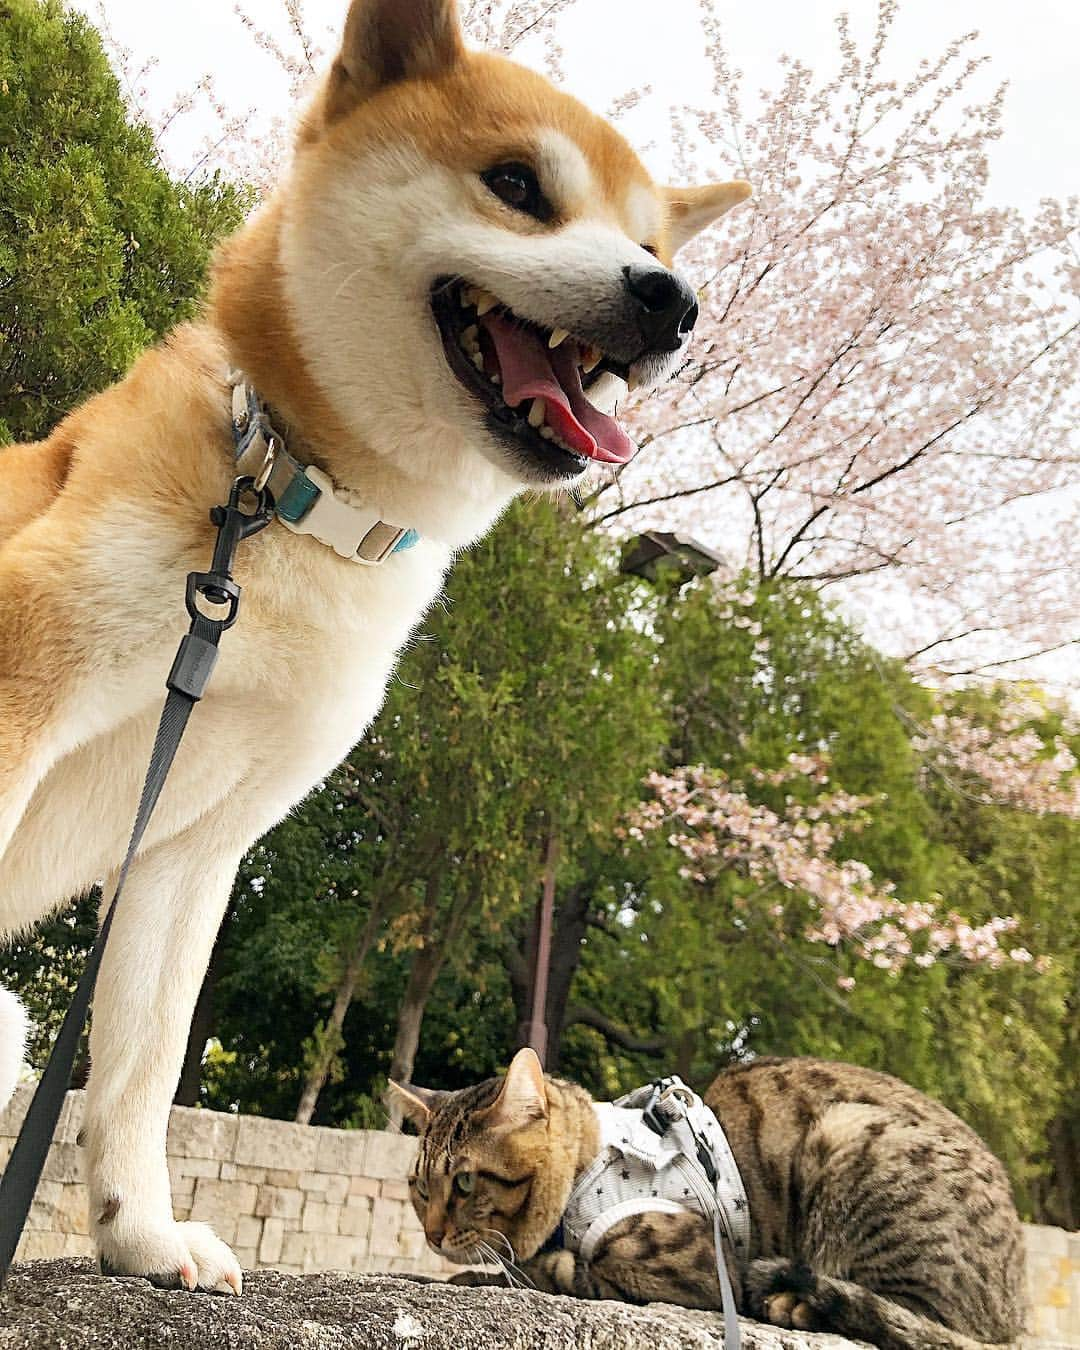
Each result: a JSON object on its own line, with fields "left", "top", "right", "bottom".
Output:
{"left": 1, "top": 1087, "right": 1078, "bottom": 1343}
{"left": 1027, "top": 1223, "right": 1080, "bottom": 1345}
{"left": 0, "top": 1086, "right": 452, "bottom": 1280}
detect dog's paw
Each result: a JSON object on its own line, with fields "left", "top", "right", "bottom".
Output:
{"left": 99, "top": 1219, "right": 242, "bottom": 1295}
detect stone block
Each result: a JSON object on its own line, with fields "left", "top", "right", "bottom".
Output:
{"left": 173, "top": 1156, "right": 221, "bottom": 1180}
{"left": 361, "top": 1130, "right": 417, "bottom": 1181}
{"left": 17, "top": 1231, "right": 66, "bottom": 1260}
{"left": 169, "top": 1175, "right": 196, "bottom": 1205}
{"left": 222, "top": 1162, "right": 269, "bottom": 1184}
{"left": 55, "top": 1091, "right": 86, "bottom": 1145}
{"left": 189, "top": 1178, "right": 258, "bottom": 1226}
{"left": 0, "top": 1084, "right": 33, "bottom": 1135}
{"left": 61, "top": 1233, "right": 95, "bottom": 1258}
{"left": 280, "top": 1232, "right": 309, "bottom": 1268}
{"left": 1027, "top": 1224, "right": 1069, "bottom": 1259}
{"left": 380, "top": 1179, "right": 410, "bottom": 1202}
{"left": 42, "top": 1143, "right": 85, "bottom": 1184}
{"left": 235, "top": 1117, "right": 317, "bottom": 1172}
{"left": 349, "top": 1177, "right": 379, "bottom": 1199}
{"left": 314, "top": 1127, "right": 368, "bottom": 1178}
{"left": 25, "top": 1181, "right": 64, "bottom": 1230}
{"left": 234, "top": 1247, "right": 258, "bottom": 1271}
{"left": 299, "top": 1171, "right": 332, "bottom": 1193}
{"left": 167, "top": 1105, "right": 238, "bottom": 1162}
{"left": 256, "top": 1186, "right": 303, "bottom": 1221}
{"left": 55, "top": 1184, "right": 89, "bottom": 1235}
{"left": 259, "top": 1218, "right": 285, "bottom": 1266}
{"left": 397, "top": 1229, "right": 426, "bottom": 1261}
{"left": 302, "top": 1201, "right": 340, "bottom": 1235}
{"left": 236, "top": 1215, "right": 263, "bottom": 1250}
{"left": 369, "top": 1198, "right": 404, "bottom": 1258}
{"left": 265, "top": 1169, "right": 301, "bottom": 1187}
{"left": 324, "top": 1176, "right": 349, "bottom": 1206}
{"left": 295, "top": 1232, "right": 358, "bottom": 1274}
{"left": 339, "top": 1198, "right": 371, "bottom": 1241}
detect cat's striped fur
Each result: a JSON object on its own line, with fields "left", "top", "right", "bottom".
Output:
{"left": 390, "top": 1051, "right": 1027, "bottom": 1349}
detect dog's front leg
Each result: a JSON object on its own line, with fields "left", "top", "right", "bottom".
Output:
{"left": 82, "top": 820, "right": 245, "bottom": 1294}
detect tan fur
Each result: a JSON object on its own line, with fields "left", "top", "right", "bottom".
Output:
{"left": 405, "top": 1055, "right": 1026, "bottom": 1349}
{"left": 0, "top": 0, "right": 748, "bottom": 1292}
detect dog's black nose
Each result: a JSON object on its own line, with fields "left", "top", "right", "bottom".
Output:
{"left": 623, "top": 265, "right": 700, "bottom": 352}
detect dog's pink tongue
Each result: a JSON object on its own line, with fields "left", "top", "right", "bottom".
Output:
{"left": 481, "top": 312, "right": 635, "bottom": 464}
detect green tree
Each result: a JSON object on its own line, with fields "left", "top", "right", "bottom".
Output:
{"left": 0, "top": 0, "right": 247, "bottom": 446}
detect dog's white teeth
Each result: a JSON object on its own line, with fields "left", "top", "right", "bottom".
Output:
{"left": 475, "top": 290, "right": 498, "bottom": 317}
{"left": 540, "top": 426, "right": 556, "bottom": 440}
{"left": 548, "top": 327, "right": 571, "bottom": 350}
{"left": 462, "top": 324, "right": 479, "bottom": 345}
{"left": 490, "top": 373, "right": 502, "bottom": 386}
{"left": 472, "top": 352, "right": 485, "bottom": 371}
{"left": 528, "top": 398, "right": 546, "bottom": 428}
{"left": 582, "top": 346, "right": 603, "bottom": 375}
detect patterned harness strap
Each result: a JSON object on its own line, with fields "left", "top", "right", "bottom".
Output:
{"left": 561, "top": 1077, "right": 748, "bottom": 1350}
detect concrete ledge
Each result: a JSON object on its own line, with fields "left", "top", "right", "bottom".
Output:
{"left": 0, "top": 1259, "right": 867, "bottom": 1349}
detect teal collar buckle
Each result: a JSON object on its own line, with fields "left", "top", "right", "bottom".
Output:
{"left": 230, "top": 377, "right": 420, "bottom": 566}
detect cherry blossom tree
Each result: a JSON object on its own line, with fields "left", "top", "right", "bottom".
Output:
{"left": 910, "top": 687, "right": 1080, "bottom": 816}
{"left": 593, "top": 1, "right": 1078, "bottom": 687}
{"left": 624, "top": 756, "right": 1042, "bottom": 992}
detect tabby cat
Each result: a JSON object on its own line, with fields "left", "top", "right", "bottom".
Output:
{"left": 388, "top": 1049, "right": 1026, "bottom": 1349}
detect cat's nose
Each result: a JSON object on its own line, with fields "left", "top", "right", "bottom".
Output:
{"left": 425, "top": 1220, "right": 446, "bottom": 1248}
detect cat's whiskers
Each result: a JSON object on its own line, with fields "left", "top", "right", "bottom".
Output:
{"left": 480, "top": 1227, "right": 536, "bottom": 1291}
{"left": 474, "top": 1238, "right": 526, "bottom": 1291}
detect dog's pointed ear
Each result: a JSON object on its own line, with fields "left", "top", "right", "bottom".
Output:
{"left": 479, "top": 1048, "right": 548, "bottom": 1130}
{"left": 323, "top": 0, "right": 465, "bottom": 122}
{"left": 386, "top": 1079, "right": 447, "bottom": 1129}
{"left": 665, "top": 181, "right": 752, "bottom": 254}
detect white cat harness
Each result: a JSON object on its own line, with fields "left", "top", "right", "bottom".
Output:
{"left": 560, "top": 1077, "right": 748, "bottom": 1350}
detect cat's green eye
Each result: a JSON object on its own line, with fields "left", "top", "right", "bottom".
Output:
{"left": 453, "top": 1172, "right": 475, "bottom": 1196}
{"left": 413, "top": 1177, "right": 429, "bottom": 1201}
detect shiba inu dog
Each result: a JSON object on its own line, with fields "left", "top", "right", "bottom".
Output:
{"left": 0, "top": 0, "right": 748, "bottom": 1293}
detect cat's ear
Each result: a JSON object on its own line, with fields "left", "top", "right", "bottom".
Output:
{"left": 321, "top": 0, "right": 465, "bottom": 124}
{"left": 665, "top": 181, "right": 752, "bottom": 254}
{"left": 386, "top": 1080, "right": 447, "bottom": 1129}
{"left": 482, "top": 1048, "right": 548, "bottom": 1129}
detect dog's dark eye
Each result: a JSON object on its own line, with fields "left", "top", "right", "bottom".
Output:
{"left": 481, "top": 163, "right": 551, "bottom": 221}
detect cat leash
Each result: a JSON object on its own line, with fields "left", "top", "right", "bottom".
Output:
{"left": 637, "top": 1080, "right": 744, "bottom": 1350}
{"left": 0, "top": 475, "right": 273, "bottom": 1286}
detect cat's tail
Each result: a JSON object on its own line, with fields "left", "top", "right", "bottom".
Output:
{"left": 745, "top": 1258, "right": 1019, "bottom": 1350}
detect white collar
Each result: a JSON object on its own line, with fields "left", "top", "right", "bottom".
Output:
{"left": 230, "top": 377, "right": 420, "bottom": 566}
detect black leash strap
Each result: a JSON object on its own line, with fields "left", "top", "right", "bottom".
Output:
{"left": 0, "top": 477, "right": 271, "bottom": 1285}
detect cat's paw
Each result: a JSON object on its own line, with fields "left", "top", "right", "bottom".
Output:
{"left": 448, "top": 1270, "right": 506, "bottom": 1287}
{"left": 763, "top": 1291, "right": 817, "bottom": 1331}
{"left": 99, "top": 1218, "right": 242, "bottom": 1295}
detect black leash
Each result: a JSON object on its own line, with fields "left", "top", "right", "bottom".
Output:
{"left": 0, "top": 476, "right": 271, "bottom": 1286}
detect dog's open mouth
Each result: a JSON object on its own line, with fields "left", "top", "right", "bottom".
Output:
{"left": 431, "top": 279, "right": 636, "bottom": 477}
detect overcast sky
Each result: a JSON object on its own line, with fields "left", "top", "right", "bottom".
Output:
{"left": 76, "top": 0, "right": 1080, "bottom": 214}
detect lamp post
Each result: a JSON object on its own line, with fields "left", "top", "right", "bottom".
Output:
{"left": 620, "top": 530, "right": 725, "bottom": 584}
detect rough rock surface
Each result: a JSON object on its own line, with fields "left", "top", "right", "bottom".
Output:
{"left": 0, "top": 1259, "right": 867, "bottom": 1349}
